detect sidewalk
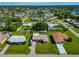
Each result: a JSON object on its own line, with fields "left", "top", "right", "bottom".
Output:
{"left": 0, "top": 44, "right": 10, "bottom": 54}
{"left": 56, "top": 43, "right": 67, "bottom": 55}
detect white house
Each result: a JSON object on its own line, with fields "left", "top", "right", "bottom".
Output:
{"left": 7, "top": 36, "right": 26, "bottom": 44}
{"left": 23, "top": 23, "right": 32, "bottom": 26}
{"left": 48, "top": 23, "right": 59, "bottom": 30}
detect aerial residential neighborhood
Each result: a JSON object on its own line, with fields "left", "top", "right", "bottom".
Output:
{"left": 0, "top": 6, "right": 79, "bottom": 56}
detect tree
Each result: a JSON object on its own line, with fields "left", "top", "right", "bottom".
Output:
{"left": 4, "top": 16, "right": 21, "bottom": 31}
{"left": 32, "top": 21, "right": 48, "bottom": 31}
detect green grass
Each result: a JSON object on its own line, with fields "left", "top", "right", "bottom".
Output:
{"left": 5, "top": 44, "right": 30, "bottom": 54}
{"left": 66, "top": 23, "right": 79, "bottom": 33}
{"left": 36, "top": 43, "right": 59, "bottom": 54}
{"left": 63, "top": 31, "right": 79, "bottom": 54}
{"left": 72, "top": 27, "right": 79, "bottom": 33}
{"left": 24, "top": 18, "right": 31, "bottom": 23}
{"left": 0, "top": 36, "right": 10, "bottom": 49}
{"left": 48, "top": 30, "right": 79, "bottom": 54}
{"left": 35, "top": 31, "right": 59, "bottom": 54}
{"left": 58, "top": 23, "right": 79, "bottom": 54}
{"left": 5, "top": 32, "right": 31, "bottom": 54}
{"left": 19, "top": 26, "right": 32, "bottom": 30}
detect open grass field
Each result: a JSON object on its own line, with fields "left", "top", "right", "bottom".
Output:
{"left": 5, "top": 32, "right": 31, "bottom": 54}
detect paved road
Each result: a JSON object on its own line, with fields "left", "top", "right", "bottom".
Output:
{"left": 0, "top": 54, "right": 59, "bottom": 57}
{"left": 58, "top": 20, "right": 79, "bottom": 38}
{"left": 56, "top": 43, "right": 67, "bottom": 55}
{"left": 0, "top": 44, "right": 10, "bottom": 54}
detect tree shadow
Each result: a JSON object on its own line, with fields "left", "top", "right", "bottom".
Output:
{"left": 50, "top": 35, "right": 55, "bottom": 44}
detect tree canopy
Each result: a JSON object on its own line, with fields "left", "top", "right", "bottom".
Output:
{"left": 32, "top": 21, "right": 48, "bottom": 31}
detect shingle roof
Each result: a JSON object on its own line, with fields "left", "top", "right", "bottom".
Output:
{"left": 32, "top": 34, "right": 48, "bottom": 42}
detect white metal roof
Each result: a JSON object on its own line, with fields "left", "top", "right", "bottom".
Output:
{"left": 7, "top": 36, "right": 25, "bottom": 43}
{"left": 48, "top": 23, "right": 59, "bottom": 27}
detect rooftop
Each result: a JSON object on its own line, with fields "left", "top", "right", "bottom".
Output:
{"left": 7, "top": 36, "right": 25, "bottom": 43}
{"left": 52, "top": 32, "right": 69, "bottom": 43}
{"left": 32, "top": 34, "right": 48, "bottom": 42}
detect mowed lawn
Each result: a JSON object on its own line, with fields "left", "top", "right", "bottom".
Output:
{"left": 19, "top": 26, "right": 32, "bottom": 30}
{"left": 35, "top": 31, "right": 59, "bottom": 54}
{"left": 24, "top": 18, "right": 31, "bottom": 23}
{"left": 63, "top": 31, "right": 79, "bottom": 54}
{"left": 0, "top": 36, "right": 10, "bottom": 49}
{"left": 5, "top": 32, "right": 31, "bottom": 54}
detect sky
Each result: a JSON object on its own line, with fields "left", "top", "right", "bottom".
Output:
{"left": 0, "top": 2, "right": 79, "bottom": 6}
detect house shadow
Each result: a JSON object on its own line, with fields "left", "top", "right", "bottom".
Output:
{"left": 50, "top": 35, "right": 55, "bottom": 44}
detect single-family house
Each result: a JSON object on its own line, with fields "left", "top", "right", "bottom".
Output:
{"left": 7, "top": 36, "right": 26, "bottom": 44}
{"left": 32, "top": 33, "right": 48, "bottom": 43}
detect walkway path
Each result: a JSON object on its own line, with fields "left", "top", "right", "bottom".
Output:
{"left": 0, "top": 44, "right": 10, "bottom": 54}
{"left": 56, "top": 43, "right": 67, "bottom": 55}
{"left": 58, "top": 20, "right": 79, "bottom": 38}
{"left": 22, "top": 17, "right": 28, "bottom": 23}
{"left": 17, "top": 26, "right": 22, "bottom": 31}
{"left": 29, "top": 42, "right": 36, "bottom": 56}
{"left": 17, "top": 16, "right": 28, "bottom": 31}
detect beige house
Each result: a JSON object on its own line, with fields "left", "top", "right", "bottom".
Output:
{"left": 32, "top": 33, "right": 48, "bottom": 43}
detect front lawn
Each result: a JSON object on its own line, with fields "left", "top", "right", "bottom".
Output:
{"left": 36, "top": 43, "right": 59, "bottom": 54}
{"left": 5, "top": 32, "right": 31, "bottom": 54}
{"left": 5, "top": 44, "right": 30, "bottom": 54}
